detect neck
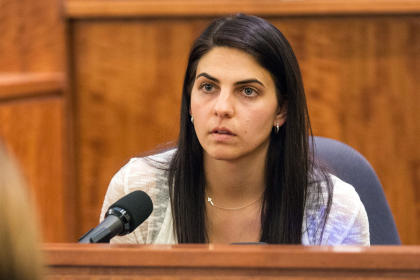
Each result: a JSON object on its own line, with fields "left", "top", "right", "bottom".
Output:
{"left": 203, "top": 148, "right": 268, "bottom": 208}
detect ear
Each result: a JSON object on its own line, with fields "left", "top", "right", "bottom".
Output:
{"left": 274, "top": 102, "right": 287, "bottom": 127}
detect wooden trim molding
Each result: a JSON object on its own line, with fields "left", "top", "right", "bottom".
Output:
{"left": 46, "top": 243, "right": 420, "bottom": 269}
{"left": 0, "top": 73, "right": 65, "bottom": 101}
{"left": 65, "top": 0, "right": 420, "bottom": 18}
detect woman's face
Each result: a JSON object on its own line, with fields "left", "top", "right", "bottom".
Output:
{"left": 190, "top": 47, "right": 286, "bottom": 162}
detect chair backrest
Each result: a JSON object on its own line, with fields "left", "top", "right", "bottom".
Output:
{"left": 312, "top": 136, "right": 401, "bottom": 245}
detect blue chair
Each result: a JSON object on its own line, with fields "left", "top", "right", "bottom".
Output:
{"left": 312, "top": 136, "right": 401, "bottom": 245}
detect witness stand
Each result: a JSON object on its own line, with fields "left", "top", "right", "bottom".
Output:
{"left": 44, "top": 244, "right": 420, "bottom": 279}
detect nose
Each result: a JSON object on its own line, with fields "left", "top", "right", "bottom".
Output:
{"left": 213, "top": 90, "right": 234, "bottom": 118}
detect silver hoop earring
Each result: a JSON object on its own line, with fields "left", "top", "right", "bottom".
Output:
{"left": 190, "top": 116, "right": 194, "bottom": 123}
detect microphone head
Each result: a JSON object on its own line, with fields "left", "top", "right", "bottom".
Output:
{"left": 107, "top": 190, "right": 153, "bottom": 233}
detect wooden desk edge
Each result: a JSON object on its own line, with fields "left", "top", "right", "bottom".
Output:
{"left": 44, "top": 243, "right": 420, "bottom": 270}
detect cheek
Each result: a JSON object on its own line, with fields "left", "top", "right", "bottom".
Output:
{"left": 243, "top": 118, "right": 251, "bottom": 136}
{"left": 243, "top": 109, "right": 275, "bottom": 133}
{"left": 190, "top": 97, "right": 207, "bottom": 135}
{"left": 190, "top": 99, "right": 203, "bottom": 125}
{"left": 190, "top": 92, "right": 207, "bottom": 116}
{"left": 190, "top": 93, "right": 197, "bottom": 115}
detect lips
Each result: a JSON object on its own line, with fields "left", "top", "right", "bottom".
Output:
{"left": 211, "top": 127, "right": 236, "bottom": 136}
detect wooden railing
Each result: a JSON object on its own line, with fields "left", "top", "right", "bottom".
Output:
{"left": 45, "top": 243, "right": 420, "bottom": 279}
{"left": 65, "top": 0, "right": 420, "bottom": 18}
{"left": 0, "top": 73, "right": 65, "bottom": 100}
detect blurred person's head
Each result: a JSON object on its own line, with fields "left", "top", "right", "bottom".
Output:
{"left": 0, "top": 145, "right": 43, "bottom": 280}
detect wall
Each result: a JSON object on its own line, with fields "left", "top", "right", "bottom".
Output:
{"left": 0, "top": 0, "right": 74, "bottom": 241}
{"left": 65, "top": 0, "right": 420, "bottom": 244}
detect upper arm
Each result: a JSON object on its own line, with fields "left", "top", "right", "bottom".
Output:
{"left": 321, "top": 175, "right": 370, "bottom": 245}
{"left": 341, "top": 202, "right": 370, "bottom": 245}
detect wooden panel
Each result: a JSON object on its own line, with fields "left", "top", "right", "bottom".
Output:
{"left": 0, "top": 96, "right": 70, "bottom": 242}
{"left": 44, "top": 244, "right": 420, "bottom": 279}
{"left": 0, "top": 0, "right": 73, "bottom": 242}
{"left": 65, "top": 0, "right": 420, "bottom": 18}
{"left": 71, "top": 15, "right": 420, "bottom": 244}
{"left": 0, "top": 0, "right": 66, "bottom": 72}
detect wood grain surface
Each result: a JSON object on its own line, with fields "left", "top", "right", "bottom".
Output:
{"left": 44, "top": 244, "right": 420, "bottom": 279}
{"left": 0, "top": 0, "right": 66, "bottom": 72}
{"left": 65, "top": 0, "right": 420, "bottom": 18}
{"left": 0, "top": 96, "right": 70, "bottom": 242}
{"left": 70, "top": 15, "right": 420, "bottom": 244}
{"left": 0, "top": 0, "right": 72, "bottom": 242}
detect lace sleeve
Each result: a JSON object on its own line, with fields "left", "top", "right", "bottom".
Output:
{"left": 341, "top": 202, "right": 370, "bottom": 245}
{"left": 99, "top": 152, "right": 173, "bottom": 244}
{"left": 100, "top": 159, "right": 145, "bottom": 244}
{"left": 318, "top": 175, "right": 370, "bottom": 245}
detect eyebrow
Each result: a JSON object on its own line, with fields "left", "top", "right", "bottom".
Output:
{"left": 196, "top": 72, "right": 265, "bottom": 87}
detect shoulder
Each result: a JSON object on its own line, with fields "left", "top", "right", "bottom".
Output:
{"left": 101, "top": 149, "right": 176, "bottom": 244}
{"left": 324, "top": 174, "right": 370, "bottom": 245}
{"left": 125, "top": 148, "right": 175, "bottom": 175}
{"left": 108, "top": 148, "right": 176, "bottom": 204}
{"left": 330, "top": 174, "right": 362, "bottom": 210}
{"left": 304, "top": 174, "right": 369, "bottom": 245}
{"left": 306, "top": 173, "right": 362, "bottom": 213}
{"left": 112, "top": 149, "right": 176, "bottom": 192}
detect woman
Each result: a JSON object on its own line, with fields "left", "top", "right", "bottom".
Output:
{"left": 101, "top": 14, "right": 369, "bottom": 245}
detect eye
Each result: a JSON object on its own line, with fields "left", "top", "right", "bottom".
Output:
{"left": 241, "top": 87, "right": 258, "bottom": 97}
{"left": 199, "top": 82, "right": 215, "bottom": 93}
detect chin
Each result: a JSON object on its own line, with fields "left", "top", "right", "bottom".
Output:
{"left": 205, "top": 148, "right": 243, "bottom": 161}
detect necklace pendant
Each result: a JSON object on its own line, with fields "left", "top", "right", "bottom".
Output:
{"left": 207, "top": 197, "right": 214, "bottom": 206}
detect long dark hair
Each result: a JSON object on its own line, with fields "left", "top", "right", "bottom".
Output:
{"left": 168, "top": 14, "right": 332, "bottom": 243}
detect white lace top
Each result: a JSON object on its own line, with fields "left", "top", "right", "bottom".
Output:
{"left": 100, "top": 149, "right": 370, "bottom": 245}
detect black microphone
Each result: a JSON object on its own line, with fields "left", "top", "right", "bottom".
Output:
{"left": 79, "top": 190, "right": 153, "bottom": 243}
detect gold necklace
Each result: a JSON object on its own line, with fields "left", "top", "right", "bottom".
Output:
{"left": 206, "top": 194, "right": 263, "bottom": 211}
